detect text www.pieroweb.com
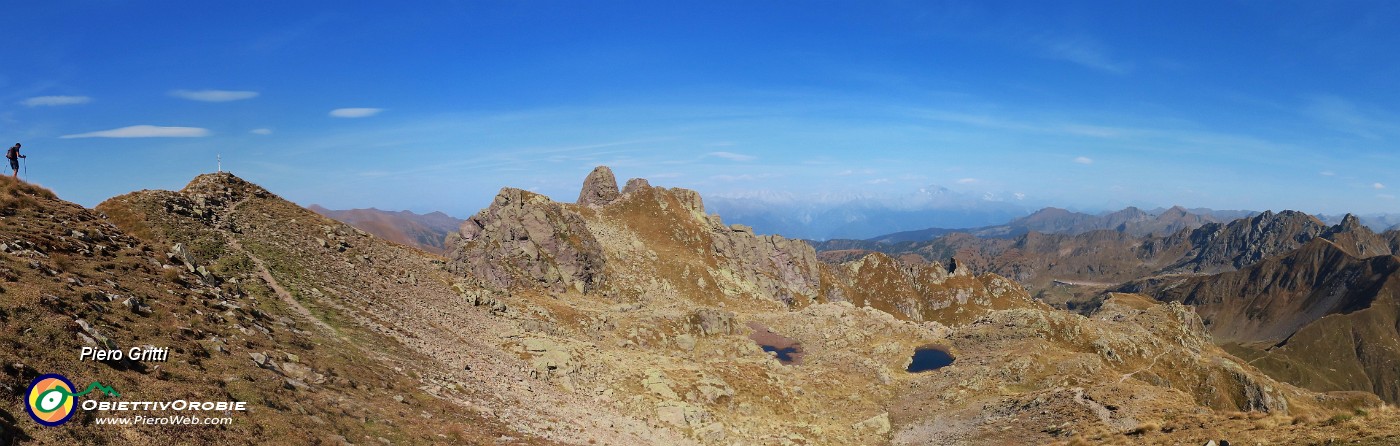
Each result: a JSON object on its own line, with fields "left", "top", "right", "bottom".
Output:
{"left": 94, "top": 415, "right": 234, "bottom": 426}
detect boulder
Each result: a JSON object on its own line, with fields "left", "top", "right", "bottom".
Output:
{"left": 522, "top": 338, "right": 575, "bottom": 377}
{"left": 167, "top": 242, "right": 198, "bottom": 273}
{"left": 689, "top": 309, "right": 736, "bottom": 336}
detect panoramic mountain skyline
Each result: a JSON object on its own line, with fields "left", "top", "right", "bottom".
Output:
{"left": 4, "top": 2, "right": 1398, "bottom": 218}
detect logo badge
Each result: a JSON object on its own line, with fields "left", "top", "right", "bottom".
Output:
{"left": 25, "top": 374, "right": 78, "bottom": 426}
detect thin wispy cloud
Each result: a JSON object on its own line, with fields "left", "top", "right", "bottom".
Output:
{"left": 1320, "top": 170, "right": 1336, "bottom": 176}
{"left": 251, "top": 128, "right": 273, "bottom": 135}
{"left": 1074, "top": 156, "right": 1094, "bottom": 164}
{"left": 1038, "top": 36, "right": 1132, "bottom": 74}
{"left": 837, "top": 168, "right": 876, "bottom": 176}
{"left": 1062, "top": 124, "right": 1125, "bottom": 138}
{"left": 713, "top": 173, "right": 775, "bottom": 182}
{"left": 707, "top": 151, "right": 755, "bottom": 161}
{"left": 1304, "top": 95, "right": 1400, "bottom": 139}
{"left": 171, "top": 89, "right": 259, "bottom": 102}
{"left": 330, "top": 108, "right": 383, "bottom": 118}
{"left": 61, "top": 125, "right": 209, "bottom": 138}
{"left": 21, "top": 95, "right": 92, "bottom": 107}
{"left": 1374, "top": 182, "right": 1386, "bottom": 190}
{"left": 957, "top": 178, "right": 978, "bottom": 184}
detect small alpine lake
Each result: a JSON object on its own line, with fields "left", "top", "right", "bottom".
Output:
{"left": 747, "top": 321, "right": 803, "bottom": 365}
{"left": 907, "top": 346, "right": 955, "bottom": 372}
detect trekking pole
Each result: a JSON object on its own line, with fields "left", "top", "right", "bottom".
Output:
{"left": 22, "top": 157, "right": 27, "bottom": 178}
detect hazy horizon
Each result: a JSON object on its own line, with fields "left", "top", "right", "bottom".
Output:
{"left": 5, "top": 2, "right": 1397, "bottom": 219}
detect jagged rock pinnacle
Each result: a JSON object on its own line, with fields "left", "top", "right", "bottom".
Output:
{"left": 577, "top": 166, "right": 620, "bottom": 206}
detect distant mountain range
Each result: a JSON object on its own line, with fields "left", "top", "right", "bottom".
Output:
{"left": 814, "top": 209, "right": 1397, "bottom": 287}
{"left": 868, "top": 205, "right": 1256, "bottom": 243}
{"left": 704, "top": 186, "right": 1032, "bottom": 240}
{"left": 308, "top": 205, "right": 462, "bottom": 254}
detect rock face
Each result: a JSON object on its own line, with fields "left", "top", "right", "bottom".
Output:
{"left": 622, "top": 177, "right": 651, "bottom": 195}
{"left": 448, "top": 187, "right": 606, "bottom": 293}
{"left": 1169, "top": 210, "right": 1330, "bottom": 274}
{"left": 577, "top": 165, "right": 621, "bottom": 206}
{"left": 707, "top": 217, "right": 824, "bottom": 305}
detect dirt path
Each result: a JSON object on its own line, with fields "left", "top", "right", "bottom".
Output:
{"left": 218, "top": 196, "right": 339, "bottom": 337}
{"left": 1118, "top": 350, "right": 1168, "bottom": 384}
{"left": 225, "top": 236, "right": 339, "bottom": 336}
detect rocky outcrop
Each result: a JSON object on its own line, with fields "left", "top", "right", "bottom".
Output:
{"left": 447, "top": 187, "right": 606, "bottom": 294}
{"left": 707, "top": 221, "right": 824, "bottom": 305}
{"left": 1168, "top": 210, "right": 1328, "bottom": 273}
{"left": 1319, "top": 213, "right": 1393, "bottom": 259}
{"left": 687, "top": 309, "right": 737, "bottom": 336}
{"left": 622, "top": 178, "right": 651, "bottom": 195}
{"left": 577, "top": 166, "right": 621, "bottom": 206}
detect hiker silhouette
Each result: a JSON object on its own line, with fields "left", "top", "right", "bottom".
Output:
{"left": 7, "top": 143, "right": 25, "bottom": 179}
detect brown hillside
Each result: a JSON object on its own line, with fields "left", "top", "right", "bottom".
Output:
{"left": 1, "top": 174, "right": 550, "bottom": 445}
{"left": 1123, "top": 238, "right": 1400, "bottom": 403}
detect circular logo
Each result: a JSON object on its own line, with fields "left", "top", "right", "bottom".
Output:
{"left": 25, "top": 374, "right": 77, "bottom": 426}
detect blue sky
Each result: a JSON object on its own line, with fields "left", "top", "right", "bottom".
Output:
{"left": 3, "top": 1, "right": 1398, "bottom": 218}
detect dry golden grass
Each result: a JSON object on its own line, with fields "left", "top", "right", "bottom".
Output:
{"left": 0, "top": 175, "right": 56, "bottom": 199}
